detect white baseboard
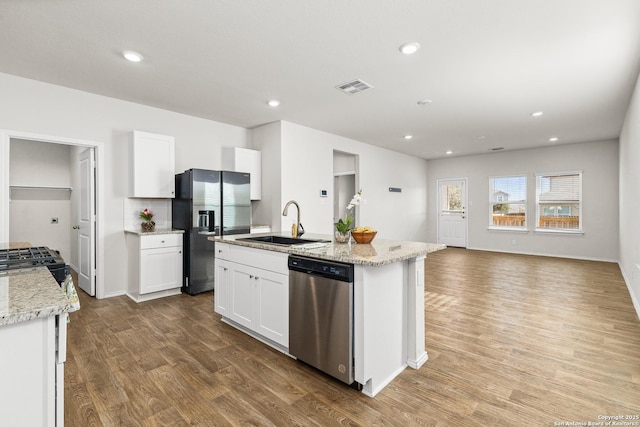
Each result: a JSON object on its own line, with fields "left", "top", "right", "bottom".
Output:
{"left": 100, "top": 290, "right": 126, "bottom": 299}
{"left": 618, "top": 262, "right": 640, "bottom": 321}
{"left": 466, "top": 246, "right": 618, "bottom": 263}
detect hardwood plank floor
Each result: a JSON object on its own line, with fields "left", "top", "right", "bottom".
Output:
{"left": 65, "top": 249, "right": 640, "bottom": 426}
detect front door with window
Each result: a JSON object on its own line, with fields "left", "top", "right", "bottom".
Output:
{"left": 437, "top": 178, "right": 467, "bottom": 248}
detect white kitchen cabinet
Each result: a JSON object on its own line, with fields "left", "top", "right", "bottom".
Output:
{"left": 214, "top": 258, "right": 231, "bottom": 316}
{"left": 221, "top": 147, "right": 261, "bottom": 200}
{"left": 126, "top": 232, "right": 183, "bottom": 302}
{"left": 214, "top": 243, "right": 288, "bottom": 348}
{"left": 0, "top": 315, "right": 66, "bottom": 426}
{"left": 129, "top": 130, "right": 175, "bottom": 198}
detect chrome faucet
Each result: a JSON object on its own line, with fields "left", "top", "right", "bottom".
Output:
{"left": 282, "top": 200, "right": 304, "bottom": 238}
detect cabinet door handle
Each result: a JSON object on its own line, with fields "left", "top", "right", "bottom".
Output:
{"left": 223, "top": 267, "right": 228, "bottom": 271}
{"left": 249, "top": 274, "right": 253, "bottom": 279}
{"left": 254, "top": 276, "right": 259, "bottom": 280}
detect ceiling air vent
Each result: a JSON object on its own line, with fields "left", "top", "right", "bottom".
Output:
{"left": 335, "top": 79, "right": 374, "bottom": 95}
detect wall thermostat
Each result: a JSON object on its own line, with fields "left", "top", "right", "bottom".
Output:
{"left": 320, "top": 189, "right": 328, "bottom": 197}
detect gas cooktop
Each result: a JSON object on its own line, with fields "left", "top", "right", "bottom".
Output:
{"left": 0, "top": 246, "right": 67, "bottom": 284}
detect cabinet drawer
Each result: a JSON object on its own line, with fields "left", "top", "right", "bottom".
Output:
{"left": 215, "top": 242, "right": 231, "bottom": 261}
{"left": 140, "top": 233, "right": 182, "bottom": 249}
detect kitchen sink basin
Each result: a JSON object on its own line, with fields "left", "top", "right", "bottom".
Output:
{"left": 235, "top": 235, "right": 330, "bottom": 246}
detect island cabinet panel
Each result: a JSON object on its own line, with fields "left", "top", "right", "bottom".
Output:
{"left": 354, "top": 261, "right": 407, "bottom": 397}
{"left": 214, "top": 244, "right": 289, "bottom": 348}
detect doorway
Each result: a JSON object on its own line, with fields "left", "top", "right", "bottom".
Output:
{"left": 0, "top": 129, "right": 105, "bottom": 298}
{"left": 333, "top": 150, "right": 358, "bottom": 228}
{"left": 437, "top": 178, "right": 468, "bottom": 248}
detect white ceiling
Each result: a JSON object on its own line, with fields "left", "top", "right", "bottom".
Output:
{"left": 1, "top": 0, "right": 639, "bottom": 159}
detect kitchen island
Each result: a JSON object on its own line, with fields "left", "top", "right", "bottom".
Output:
{"left": 210, "top": 232, "right": 444, "bottom": 397}
{"left": 0, "top": 265, "right": 71, "bottom": 426}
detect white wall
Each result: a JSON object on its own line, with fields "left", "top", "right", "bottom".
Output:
{"left": 9, "top": 139, "right": 72, "bottom": 260}
{"left": 267, "top": 121, "right": 428, "bottom": 241}
{"left": 250, "top": 121, "right": 282, "bottom": 229}
{"left": 427, "top": 140, "right": 619, "bottom": 261}
{"left": 619, "top": 71, "right": 640, "bottom": 317}
{"left": 0, "top": 72, "right": 249, "bottom": 298}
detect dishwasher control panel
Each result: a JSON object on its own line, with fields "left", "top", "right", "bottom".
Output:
{"left": 288, "top": 256, "right": 353, "bottom": 282}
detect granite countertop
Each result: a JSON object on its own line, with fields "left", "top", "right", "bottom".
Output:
{"left": 124, "top": 228, "right": 185, "bottom": 236}
{"left": 210, "top": 232, "right": 446, "bottom": 266}
{"left": 0, "top": 267, "right": 71, "bottom": 326}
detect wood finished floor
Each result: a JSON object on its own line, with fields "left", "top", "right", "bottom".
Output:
{"left": 65, "top": 249, "right": 640, "bottom": 426}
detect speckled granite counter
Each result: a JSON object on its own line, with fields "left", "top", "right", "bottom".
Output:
{"left": 124, "top": 228, "right": 185, "bottom": 236}
{"left": 210, "top": 232, "right": 445, "bottom": 266}
{"left": 0, "top": 267, "right": 71, "bottom": 326}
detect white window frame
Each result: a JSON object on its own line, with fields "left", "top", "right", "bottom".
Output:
{"left": 488, "top": 175, "right": 527, "bottom": 231}
{"left": 535, "top": 171, "right": 583, "bottom": 234}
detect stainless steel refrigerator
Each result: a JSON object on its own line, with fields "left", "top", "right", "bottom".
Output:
{"left": 172, "top": 168, "right": 251, "bottom": 295}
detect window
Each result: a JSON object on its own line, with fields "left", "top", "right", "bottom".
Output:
{"left": 440, "top": 182, "right": 463, "bottom": 212}
{"left": 489, "top": 175, "right": 527, "bottom": 228}
{"left": 536, "top": 171, "right": 582, "bottom": 232}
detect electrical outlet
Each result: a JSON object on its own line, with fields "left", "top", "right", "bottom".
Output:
{"left": 51, "top": 217, "right": 59, "bottom": 224}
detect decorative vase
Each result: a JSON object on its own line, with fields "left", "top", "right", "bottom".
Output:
{"left": 334, "top": 230, "right": 351, "bottom": 243}
{"left": 141, "top": 221, "right": 155, "bottom": 232}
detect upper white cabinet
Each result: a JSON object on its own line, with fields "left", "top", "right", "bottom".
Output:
{"left": 222, "top": 147, "right": 261, "bottom": 200}
{"left": 129, "top": 131, "right": 175, "bottom": 198}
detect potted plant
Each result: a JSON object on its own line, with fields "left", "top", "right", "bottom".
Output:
{"left": 334, "top": 189, "right": 363, "bottom": 243}
{"left": 139, "top": 208, "right": 155, "bottom": 232}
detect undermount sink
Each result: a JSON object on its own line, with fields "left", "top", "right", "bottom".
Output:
{"left": 235, "top": 235, "right": 330, "bottom": 246}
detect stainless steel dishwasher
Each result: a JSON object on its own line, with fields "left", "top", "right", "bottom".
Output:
{"left": 288, "top": 255, "right": 355, "bottom": 384}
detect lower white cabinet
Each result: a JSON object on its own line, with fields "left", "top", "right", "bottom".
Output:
{"left": 214, "top": 243, "right": 288, "bottom": 348}
{"left": 126, "top": 232, "right": 183, "bottom": 302}
{"left": 0, "top": 315, "right": 66, "bottom": 426}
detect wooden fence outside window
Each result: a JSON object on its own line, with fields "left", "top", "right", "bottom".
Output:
{"left": 492, "top": 215, "right": 580, "bottom": 229}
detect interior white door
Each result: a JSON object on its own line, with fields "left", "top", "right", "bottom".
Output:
{"left": 78, "top": 148, "right": 96, "bottom": 296}
{"left": 437, "top": 179, "right": 467, "bottom": 248}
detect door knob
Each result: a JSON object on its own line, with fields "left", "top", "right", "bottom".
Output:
{"left": 72, "top": 225, "right": 80, "bottom": 230}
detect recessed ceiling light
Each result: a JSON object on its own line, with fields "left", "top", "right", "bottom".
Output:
{"left": 549, "top": 137, "right": 559, "bottom": 142}
{"left": 531, "top": 111, "right": 544, "bottom": 117}
{"left": 399, "top": 42, "right": 420, "bottom": 55}
{"left": 404, "top": 134, "right": 413, "bottom": 140}
{"left": 417, "top": 99, "right": 432, "bottom": 106}
{"left": 122, "top": 51, "right": 143, "bottom": 62}
{"left": 267, "top": 100, "right": 280, "bottom": 107}
{"left": 446, "top": 150, "right": 453, "bottom": 155}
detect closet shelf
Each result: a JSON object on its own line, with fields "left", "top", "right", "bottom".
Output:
{"left": 10, "top": 185, "right": 73, "bottom": 191}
